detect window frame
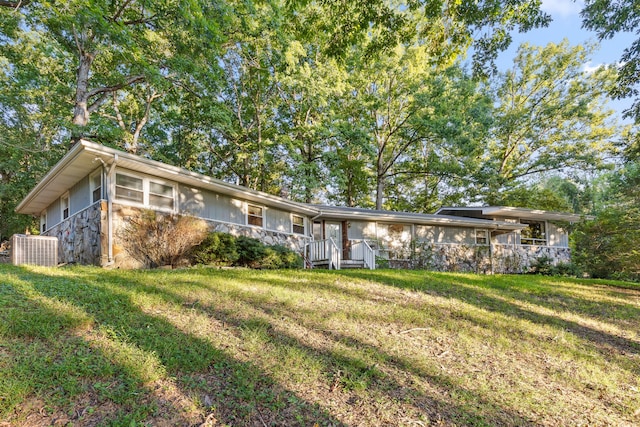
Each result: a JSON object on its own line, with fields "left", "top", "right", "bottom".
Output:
{"left": 520, "top": 219, "right": 547, "bottom": 246}
{"left": 292, "top": 214, "right": 305, "bottom": 235}
{"left": 90, "top": 170, "right": 102, "bottom": 203}
{"left": 475, "top": 229, "right": 488, "bottom": 245}
{"left": 40, "top": 212, "right": 47, "bottom": 233}
{"left": 60, "top": 192, "right": 70, "bottom": 220}
{"left": 247, "top": 203, "right": 264, "bottom": 227}
{"left": 113, "top": 171, "right": 176, "bottom": 212}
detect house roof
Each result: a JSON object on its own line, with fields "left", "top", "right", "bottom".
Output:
{"left": 15, "top": 139, "right": 318, "bottom": 216}
{"left": 435, "top": 206, "right": 591, "bottom": 222}
{"left": 310, "top": 205, "right": 526, "bottom": 233}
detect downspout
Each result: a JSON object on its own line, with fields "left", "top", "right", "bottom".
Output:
{"left": 106, "top": 155, "right": 118, "bottom": 265}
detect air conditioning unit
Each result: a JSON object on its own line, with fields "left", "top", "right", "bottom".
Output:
{"left": 11, "top": 234, "right": 58, "bottom": 267}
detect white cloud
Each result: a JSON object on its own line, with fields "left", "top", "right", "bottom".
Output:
{"left": 583, "top": 61, "right": 604, "bottom": 74}
{"left": 541, "top": 0, "right": 584, "bottom": 18}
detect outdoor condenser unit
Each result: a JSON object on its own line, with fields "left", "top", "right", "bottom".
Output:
{"left": 11, "top": 234, "right": 58, "bottom": 267}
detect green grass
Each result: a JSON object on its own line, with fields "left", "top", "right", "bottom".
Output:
{"left": 0, "top": 265, "right": 639, "bottom": 426}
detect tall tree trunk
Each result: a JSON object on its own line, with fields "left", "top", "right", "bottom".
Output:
{"left": 73, "top": 52, "right": 95, "bottom": 128}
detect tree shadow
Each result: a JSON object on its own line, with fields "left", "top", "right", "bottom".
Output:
{"left": 1, "top": 265, "right": 346, "bottom": 426}
{"left": 117, "top": 269, "right": 546, "bottom": 425}
{"left": 343, "top": 270, "right": 640, "bottom": 369}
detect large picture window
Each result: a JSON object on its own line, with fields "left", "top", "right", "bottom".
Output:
{"left": 114, "top": 172, "right": 175, "bottom": 211}
{"left": 247, "top": 204, "right": 264, "bottom": 227}
{"left": 520, "top": 220, "right": 547, "bottom": 245}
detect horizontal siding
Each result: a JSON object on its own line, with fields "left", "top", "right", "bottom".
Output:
{"left": 348, "top": 221, "right": 377, "bottom": 240}
{"left": 548, "top": 222, "right": 569, "bottom": 247}
{"left": 179, "top": 186, "right": 244, "bottom": 225}
{"left": 70, "top": 175, "right": 90, "bottom": 216}
{"left": 415, "top": 225, "right": 475, "bottom": 244}
{"left": 266, "top": 208, "right": 291, "bottom": 233}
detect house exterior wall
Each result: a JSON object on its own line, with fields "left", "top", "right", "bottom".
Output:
{"left": 110, "top": 204, "right": 311, "bottom": 269}
{"left": 43, "top": 201, "right": 106, "bottom": 265}
{"left": 179, "top": 186, "right": 244, "bottom": 225}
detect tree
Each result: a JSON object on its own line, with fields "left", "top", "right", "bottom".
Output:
{"left": 482, "top": 40, "right": 622, "bottom": 198}
{"left": 572, "top": 162, "right": 640, "bottom": 281}
{"left": 1, "top": 0, "right": 226, "bottom": 148}
{"left": 581, "top": 0, "right": 640, "bottom": 127}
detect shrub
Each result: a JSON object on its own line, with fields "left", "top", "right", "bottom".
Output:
{"left": 235, "top": 236, "right": 267, "bottom": 268}
{"left": 261, "top": 245, "right": 303, "bottom": 269}
{"left": 121, "top": 210, "right": 208, "bottom": 268}
{"left": 530, "top": 255, "right": 554, "bottom": 275}
{"left": 191, "top": 232, "right": 239, "bottom": 266}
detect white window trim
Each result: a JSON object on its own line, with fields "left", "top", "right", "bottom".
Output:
{"left": 246, "top": 203, "right": 265, "bottom": 228}
{"left": 292, "top": 214, "right": 306, "bottom": 235}
{"left": 40, "top": 212, "right": 47, "bottom": 233}
{"left": 90, "top": 170, "right": 103, "bottom": 203}
{"left": 113, "top": 171, "right": 176, "bottom": 212}
{"left": 519, "top": 219, "right": 548, "bottom": 246}
{"left": 60, "top": 192, "right": 70, "bottom": 220}
{"left": 475, "top": 228, "right": 488, "bottom": 245}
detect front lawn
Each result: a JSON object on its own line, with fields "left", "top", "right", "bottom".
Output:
{"left": 1, "top": 265, "right": 638, "bottom": 426}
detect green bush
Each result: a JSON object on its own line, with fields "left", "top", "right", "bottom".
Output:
{"left": 191, "top": 232, "right": 239, "bottom": 266}
{"left": 236, "top": 236, "right": 268, "bottom": 268}
{"left": 261, "top": 245, "right": 303, "bottom": 269}
{"left": 190, "top": 232, "right": 302, "bottom": 269}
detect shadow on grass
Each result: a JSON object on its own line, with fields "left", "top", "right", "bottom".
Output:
{"left": 120, "top": 269, "right": 542, "bottom": 426}
{"left": 343, "top": 270, "right": 640, "bottom": 363}
{"left": 0, "top": 265, "right": 345, "bottom": 426}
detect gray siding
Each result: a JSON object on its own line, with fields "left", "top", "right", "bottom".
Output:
{"left": 47, "top": 198, "right": 61, "bottom": 228}
{"left": 266, "top": 208, "right": 291, "bottom": 233}
{"left": 548, "top": 222, "right": 568, "bottom": 247}
{"left": 70, "top": 175, "right": 90, "bottom": 215}
{"left": 347, "top": 221, "right": 377, "bottom": 240}
{"left": 415, "top": 225, "right": 475, "bottom": 244}
{"left": 179, "top": 185, "right": 244, "bottom": 225}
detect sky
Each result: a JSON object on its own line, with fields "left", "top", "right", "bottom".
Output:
{"left": 494, "top": 0, "right": 636, "bottom": 122}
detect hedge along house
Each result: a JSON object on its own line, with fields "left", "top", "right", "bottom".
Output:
{"left": 15, "top": 140, "right": 582, "bottom": 272}
{"left": 15, "top": 140, "right": 317, "bottom": 268}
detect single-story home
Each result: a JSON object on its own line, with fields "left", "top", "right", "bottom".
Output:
{"left": 15, "top": 140, "right": 584, "bottom": 272}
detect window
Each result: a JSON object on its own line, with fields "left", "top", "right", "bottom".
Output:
{"left": 61, "top": 193, "right": 69, "bottom": 220}
{"left": 475, "top": 229, "right": 488, "bottom": 245}
{"left": 116, "top": 173, "right": 143, "bottom": 203}
{"left": 149, "top": 181, "right": 174, "bottom": 210}
{"left": 114, "top": 172, "right": 175, "bottom": 211}
{"left": 292, "top": 215, "right": 305, "bottom": 234}
{"left": 90, "top": 171, "right": 102, "bottom": 203}
{"left": 40, "top": 213, "right": 47, "bottom": 233}
{"left": 520, "top": 220, "right": 547, "bottom": 245}
{"left": 247, "top": 204, "right": 263, "bottom": 227}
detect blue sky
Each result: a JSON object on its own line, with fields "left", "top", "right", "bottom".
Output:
{"left": 494, "top": 0, "right": 636, "bottom": 121}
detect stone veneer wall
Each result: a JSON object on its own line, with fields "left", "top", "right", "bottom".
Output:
{"left": 384, "top": 242, "right": 571, "bottom": 274}
{"left": 111, "top": 204, "right": 311, "bottom": 269}
{"left": 491, "top": 244, "right": 571, "bottom": 274}
{"left": 44, "top": 202, "right": 106, "bottom": 265}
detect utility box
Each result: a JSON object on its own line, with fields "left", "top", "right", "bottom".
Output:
{"left": 11, "top": 234, "right": 58, "bottom": 267}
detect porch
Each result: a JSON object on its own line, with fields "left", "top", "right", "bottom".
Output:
{"left": 305, "top": 238, "right": 376, "bottom": 270}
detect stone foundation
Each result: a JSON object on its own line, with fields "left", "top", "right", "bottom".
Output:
{"left": 492, "top": 244, "right": 571, "bottom": 274}
{"left": 381, "top": 243, "right": 571, "bottom": 274}
{"left": 44, "top": 202, "right": 106, "bottom": 265}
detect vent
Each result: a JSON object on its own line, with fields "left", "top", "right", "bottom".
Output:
{"left": 11, "top": 234, "right": 58, "bottom": 267}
